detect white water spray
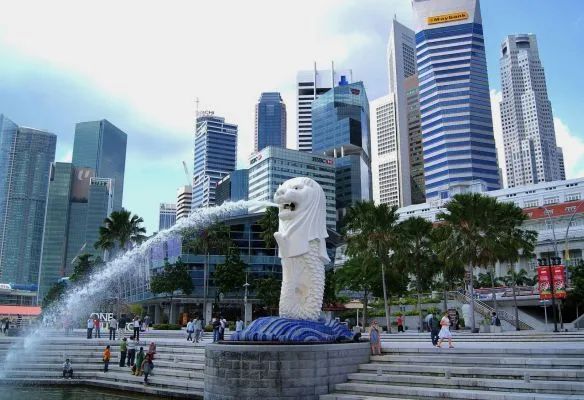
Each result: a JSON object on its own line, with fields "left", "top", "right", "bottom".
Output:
{"left": 0, "top": 199, "right": 276, "bottom": 378}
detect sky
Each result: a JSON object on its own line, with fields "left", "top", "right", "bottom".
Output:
{"left": 0, "top": 0, "right": 583, "bottom": 233}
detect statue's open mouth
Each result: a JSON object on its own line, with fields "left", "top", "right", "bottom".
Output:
{"left": 282, "top": 202, "right": 296, "bottom": 211}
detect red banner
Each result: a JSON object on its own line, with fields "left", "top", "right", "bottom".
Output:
{"left": 538, "top": 267, "right": 552, "bottom": 300}
{"left": 538, "top": 265, "right": 566, "bottom": 300}
{"left": 552, "top": 265, "right": 567, "bottom": 299}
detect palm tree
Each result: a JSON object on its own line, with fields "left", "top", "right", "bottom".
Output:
{"left": 343, "top": 201, "right": 399, "bottom": 331}
{"left": 95, "top": 209, "right": 147, "bottom": 258}
{"left": 394, "top": 217, "right": 438, "bottom": 330}
{"left": 259, "top": 206, "right": 279, "bottom": 263}
{"left": 182, "top": 221, "right": 232, "bottom": 317}
{"left": 435, "top": 193, "right": 497, "bottom": 332}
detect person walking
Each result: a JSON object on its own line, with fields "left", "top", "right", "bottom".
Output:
{"left": 102, "top": 345, "right": 111, "bottom": 372}
{"left": 436, "top": 311, "right": 454, "bottom": 348}
{"left": 109, "top": 316, "right": 118, "bottom": 341}
{"left": 119, "top": 337, "right": 127, "bottom": 367}
{"left": 143, "top": 315, "right": 150, "bottom": 331}
{"left": 62, "top": 359, "right": 73, "bottom": 379}
{"left": 3, "top": 318, "right": 9, "bottom": 334}
{"left": 212, "top": 318, "right": 220, "bottom": 342}
{"left": 369, "top": 320, "right": 382, "bottom": 355}
{"left": 142, "top": 352, "right": 154, "bottom": 385}
{"left": 127, "top": 336, "right": 137, "bottom": 368}
{"left": 94, "top": 316, "right": 101, "bottom": 339}
{"left": 193, "top": 316, "right": 203, "bottom": 343}
{"left": 428, "top": 313, "right": 440, "bottom": 346}
{"left": 219, "top": 317, "right": 227, "bottom": 341}
{"left": 86, "top": 317, "right": 94, "bottom": 339}
{"left": 148, "top": 342, "right": 157, "bottom": 360}
{"left": 186, "top": 319, "right": 194, "bottom": 341}
{"left": 235, "top": 318, "right": 243, "bottom": 333}
{"left": 397, "top": 314, "right": 404, "bottom": 333}
{"left": 134, "top": 347, "right": 145, "bottom": 376}
{"left": 132, "top": 317, "right": 141, "bottom": 341}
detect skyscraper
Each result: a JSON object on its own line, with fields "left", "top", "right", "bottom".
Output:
{"left": 405, "top": 75, "right": 426, "bottom": 204}
{"left": 159, "top": 203, "right": 177, "bottom": 231}
{"left": 216, "top": 169, "right": 249, "bottom": 206}
{"left": 72, "top": 120, "right": 127, "bottom": 211}
{"left": 296, "top": 63, "right": 352, "bottom": 152}
{"left": 0, "top": 115, "right": 56, "bottom": 286}
{"left": 412, "top": 0, "right": 500, "bottom": 199}
{"left": 500, "top": 34, "right": 565, "bottom": 187}
{"left": 176, "top": 185, "right": 192, "bottom": 220}
{"left": 192, "top": 112, "right": 237, "bottom": 208}
{"left": 255, "top": 92, "right": 287, "bottom": 152}
{"left": 312, "top": 81, "right": 372, "bottom": 223}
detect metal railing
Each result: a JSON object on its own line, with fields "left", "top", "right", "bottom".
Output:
{"left": 449, "top": 291, "right": 534, "bottom": 330}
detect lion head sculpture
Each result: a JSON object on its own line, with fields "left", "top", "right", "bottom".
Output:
{"left": 273, "top": 177, "right": 329, "bottom": 263}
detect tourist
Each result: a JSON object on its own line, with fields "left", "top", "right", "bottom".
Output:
{"left": 109, "top": 315, "right": 118, "bottom": 341}
{"left": 455, "top": 310, "right": 461, "bottom": 330}
{"left": 94, "top": 316, "right": 101, "bottom": 338}
{"left": 132, "top": 316, "right": 141, "bottom": 340}
{"left": 235, "top": 318, "right": 244, "bottom": 333}
{"left": 219, "top": 316, "right": 227, "bottom": 340}
{"left": 86, "top": 316, "right": 94, "bottom": 339}
{"left": 369, "top": 320, "right": 381, "bottom": 355}
{"left": 436, "top": 311, "right": 454, "bottom": 349}
{"left": 148, "top": 342, "right": 157, "bottom": 360}
{"left": 193, "top": 316, "right": 203, "bottom": 343}
{"left": 127, "top": 336, "right": 137, "bottom": 367}
{"left": 212, "top": 318, "right": 220, "bottom": 342}
{"left": 397, "top": 314, "right": 404, "bottom": 333}
{"left": 186, "top": 319, "right": 194, "bottom": 341}
{"left": 3, "top": 318, "right": 9, "bottom": 334}
{"left": 119, "top": 337, "right": 127, "bottom": 367}
{"left": 143, "top": 315, "right": 150, "bottom": 331}
{"left": 142, "top": 352, "right": 154, "bottom": 385}
{"left": 62, "top": 358, "right": 73, "bottom": 379}
{"left": 491, "top": 312, "right": 501, "bottom": 327}
{"left": 134, "top": 347, "right": 145, "bottom": 376}
{"left": 428, "top": 313, "right": 440, "bottom": 346}
{"left": 103, "top": 345, "right": 111, "bottom": 372}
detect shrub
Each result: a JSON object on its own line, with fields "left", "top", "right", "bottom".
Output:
{"left": 204, "top": 324, "right": 214, "bottom": 332}
{"left": 152, "top": 324, "right": 181, "bottom": 330}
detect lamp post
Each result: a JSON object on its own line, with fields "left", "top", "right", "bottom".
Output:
{"left": 243, "top": 271, "right": 250, "bottom": 326}
{"left": 563, "top": 200, "right": 584, "bottom": 264}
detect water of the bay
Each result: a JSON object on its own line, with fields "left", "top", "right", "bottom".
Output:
{"left": 0, "top": 385, "right": 163, "bottom": 400}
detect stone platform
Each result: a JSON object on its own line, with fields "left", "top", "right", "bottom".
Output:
{"left": 204, "top": 341, "right": 370, "bottom": 400}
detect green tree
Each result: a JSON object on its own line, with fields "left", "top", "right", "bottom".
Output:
{"left": 394, "top": 217, "right": 439, "bottom": 329}
{"left": 254, "top": 276, "right": 282, "bottom": 315}
{"left": 69, "top": 253, "right": 96, "bottom": 283}
{"left": 476, "top": 271, "right": 503, "bottom": 289}
{"left": 258, "top": 207, "right": 279, "bottom": 255}
{"left": 149, "top": 258, "right": 193, "bottom": 322}
{"left": 214, "top": 247, "right": 247, "bottom": 297}
{"left": 335, "top": 253, "right": 382, "bottom": 327}
{"left": 323, "top": 268, "right": 339, "bottom": 306}
{"left": 95, "top": 209, "right": 147, "bottom": 257}
{"left": 42, "top": 281, "right": 67, "bottom": 309}
{"left": 567, "top": 260, "right": 584, "bottom": 310}
{"left": 343, "top": 201, "right": 401, "bottom": 330}
{"left": 182, "top": 221, "right": 232, "bottom": 313}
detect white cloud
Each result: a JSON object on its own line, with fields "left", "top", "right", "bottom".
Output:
{"left": 490, "top": 89, "right": 584, "bottom": 186}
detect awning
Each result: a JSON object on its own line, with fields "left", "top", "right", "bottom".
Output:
{"left": 0, "top": 306, "right": 41, "bottom": 316}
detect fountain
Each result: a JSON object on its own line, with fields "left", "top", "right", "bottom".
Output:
{"left": 205, "top": 178, "right": 370, "bottom": 400}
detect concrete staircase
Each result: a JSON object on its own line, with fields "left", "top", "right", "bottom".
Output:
{"left": 0, "top": 336, "right": 205, "bottom": 398}
{"left": 321, "top": 345, "right": 584, "bottom": 399}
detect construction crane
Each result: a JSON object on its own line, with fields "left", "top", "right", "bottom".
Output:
{"left": 182, "top": 161, "right": 191, "bottom": 186}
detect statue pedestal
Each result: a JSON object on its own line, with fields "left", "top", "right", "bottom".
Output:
{"left": 204, "top": 342, "right": 370, "bottom": 400}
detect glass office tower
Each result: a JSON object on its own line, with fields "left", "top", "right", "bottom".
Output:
{"left": 312, "top": 81, "right": 372, "bottom": 223}
{"left": 412, "top": 0, "right": 500, "bottom": 199}
{"left": 192, "top": 113, "right": 237, "bottom": 209}
{"left": 0, "top": 115, "right": 56, "bottom": 286}
{"left": 73, "top": 120, "right": 127, "bottom": 211}
{"left": 255, "top": 92, "right": 287, "bottom": 152}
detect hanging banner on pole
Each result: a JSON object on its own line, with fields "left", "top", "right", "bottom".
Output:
{"left": 538, "top": 267, "right": 552, "bottom": 300}
{"left": 552, "top": 265, "right": 567, "bottom": 299}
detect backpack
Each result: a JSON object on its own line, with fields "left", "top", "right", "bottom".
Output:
{"left": 495, "top": 317, "right": 501, "bottom": 326}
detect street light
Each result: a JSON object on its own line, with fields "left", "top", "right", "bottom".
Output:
{"left": 538, "top": 205, "right": 559, "bottom": 332}
{"left": 243, "top": 272, "right": 250, "bottom": 326}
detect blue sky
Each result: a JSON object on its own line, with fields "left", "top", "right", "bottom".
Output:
{"left": 0, "top": 0, "right": 582, "bottom": 233}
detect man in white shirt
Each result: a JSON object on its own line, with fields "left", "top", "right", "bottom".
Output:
{"left": 235, "top": 318, "right": 244, "bottom": 333}
{"left": 132, "top": 317, "right": 141, "bottom": 341}
{"left": 86, "top": 317, "right": 94, "bottom": 339}
{"left": 109, "top": 316, "right": 119, "bottom": 341}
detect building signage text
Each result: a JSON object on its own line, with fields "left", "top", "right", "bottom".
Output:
{"left": 427, "top": 11, "right": 469, "bottom": 25}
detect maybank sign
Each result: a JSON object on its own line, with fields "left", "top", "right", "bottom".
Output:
{"left": 427, "top": 11, "right": 469, "bottom": 25}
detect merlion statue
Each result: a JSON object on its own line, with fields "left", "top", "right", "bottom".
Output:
{"left": 273, "top": 177, "right": 329, "bottom": 321}
{"left": 230, "top": 177, "right": 353, "bottom": 342}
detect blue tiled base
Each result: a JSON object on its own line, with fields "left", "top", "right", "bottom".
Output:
{"left": 230, "top": 317, "right": 355, "bottom": 342}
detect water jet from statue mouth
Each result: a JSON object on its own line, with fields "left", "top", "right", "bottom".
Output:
{"left": 283, "top": 202, "right": 296, "bottom": 211}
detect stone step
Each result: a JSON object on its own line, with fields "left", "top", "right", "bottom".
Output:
{"left": 381, "top": 347, "right": 584, "bottom": 357}
{"left": 359, "top": 363, "right": 584, "bottom": 381}
{"left": 4, "top": 356, "right": 204, "bottom": 370}
{"left": 8, "top": 350, "right": 205, "bottom": 362}
{"left": 347, "top": 372, "right": 584, "bottom": 395}
{"left": 371, "top": 354, "right": 584, "bottom": 368}
{"left": 329, "top": 382, "right": 582, "bottom": 400}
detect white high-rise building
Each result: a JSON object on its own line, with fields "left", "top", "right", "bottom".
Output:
{"left": 296, "top": 63, "right": 352, "bottom": 152}
{"left": 370, "top": 18, "right": 422, "bottom": 207}
{"left": 500, "top": 34, "right": 565, "bottom": 187}
{"left": 176, "top": 185, "right": 192, "bottom": 220}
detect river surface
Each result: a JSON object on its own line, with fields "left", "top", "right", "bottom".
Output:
{"left": 0, "top": 386, "right": 160, "bottom": 400}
